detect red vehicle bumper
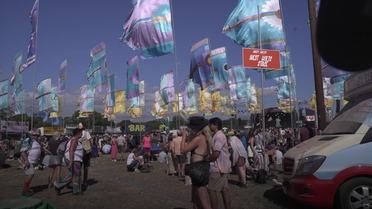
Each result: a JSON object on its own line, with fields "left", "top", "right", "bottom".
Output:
{"left": 283, "top": 175, "right": 337, "bottom": 209}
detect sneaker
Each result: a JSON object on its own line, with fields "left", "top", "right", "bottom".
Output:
{"left": 134, "top": 168, "right": 141, "bottom": 173}
{"left": 22, "top": 190, "right": 34, "bottom": 197}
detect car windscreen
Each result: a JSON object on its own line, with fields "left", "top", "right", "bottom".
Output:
{"left": 322, "top": 98, "right": 372, "bottom": 135}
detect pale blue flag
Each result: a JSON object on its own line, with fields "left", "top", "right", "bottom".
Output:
{"left": 211, "top": 47, "right": 229, "bottom": 90}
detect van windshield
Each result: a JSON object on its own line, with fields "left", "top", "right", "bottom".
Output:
{"left": 322, "top": 98, "right": 372, "bottom": 135}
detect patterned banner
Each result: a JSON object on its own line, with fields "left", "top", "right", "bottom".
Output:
{"left": 58, "top": 59, "right": 67, "bottom": 92}
{"left": 0, "top": 80, "right": 9, "bottom": 96}
{"left": 107, "top": 74, "right": 115, "bottom": 107}
{"left": 127, "top": 56, "right": 140, "bottom": 99}
{"left": 228, "top": 65, "right": 249, "bottom": 100}
{"left": 181, "top": 79, "right": 198, "bottom": 114}
{"left": 211, "top": 91, "right": 222, "bottom": 113}
{"left": 120, "top": 0, "right": 174, "bottom": 59}
{"left": 36, "top": 78, "right": 51, "bottom": 99}
{"left": 199, "top": 87, "right": 212, "bottom": 114}
{"left": 87, "top": 43, "right": 107, "bottom": 92}
{"left": 80, "top": 85, "right": 95, "bottom": 112}
{"left": 22, "top": 0, "right": 39, "bottom": 71}
{"left": 114, "top": 90, "right": 126, "bottom": 114}
{"left": 223, "top": 0, "right": 285, "bottom": 50}
{"left": 211, "top": 47, "right": 229, "bottom": 90}
{"left": 160, "top": 71, "right": 176, "bottom": 104}
{"left": 189, "top": 38, "right": 213, "bottom": 89}
{"left": 152, "top": 90, "right": 168, "bottom": 118}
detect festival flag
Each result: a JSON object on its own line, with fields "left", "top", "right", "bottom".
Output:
{"left": 199, "top": 87, "right": 212, "bottom": 114}
{"left": 80, "top": 85, "right": 95, "bottom": 112}
{"left": 49, "top": 96, "right": 61, "bottom": 118}
{"left": 22, "top": 0, "right": 39, "bottom": 71}
{"left": 264, "top": 51, "right": 292, "bottom": 80}
{"left": 275, "top": 76, "right": 294, "bottom": 100}
{"left": 10, "top": 53, "right": 25, "bottom": 114}
{"left": 36, "top": 78, "right": 52, "bottom": 112}
{"left": 120, "top": 0, "right": 174, "bottom": 59}
{"left": 189, "top": 38, "right": 213, "bottom": 89}
{"left": 181, "top": 79, "right": 198, "bottom": 114}
{"left": 87, "top": 43, "right": 107, "bottom": 92}
{"left": 228, "top": 65, "right": 249, "bottom": 100}
{"left": 0, "top": 80, "right": 9, "bottom": 110}
{"left": 160, "top": 71, "right": 176, "bottom": 104}
{"left": 152, "top": 90, "right": 168, "bottom": 118}
{"left": 58, "top": 59, "right": 67, "bottom": 92}
{"left": 114, "top": 90, "right": 126, "bottom": 114}
{"left": 106, "top": 74, "right": 115, "bottom": 107}
{"left": 211, "top": 91, "right": 222, "bottom": 113}
{"left": 50, "top": 87, "right": 59, "bottom": 113}
{"left": 222, "top": 0, "right": 285, "bottom": 50}
{"left": 127, "top": 56, "right": 140, "bottom": 99}
{"left": 210, "top": 47, "right": 229, "bottom": 90}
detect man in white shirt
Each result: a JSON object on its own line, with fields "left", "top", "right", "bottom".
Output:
{"left": 21, "top": 129, "right": 42, "bottom": 197}
{"left": 78, "top": 122, "right": 92, "bottom": 190}
{"left": 117, "top": 134, "right": 126, "bottom": 161}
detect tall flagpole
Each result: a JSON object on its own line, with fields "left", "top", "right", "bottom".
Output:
{"left": 308, "top": 0, "right": 326, "bottom": 131}
{"left": 170, "top": 0, "right": 180, "bottom": 129}
{"left": 257, "top": 6, "right": 266, "bottom": 136}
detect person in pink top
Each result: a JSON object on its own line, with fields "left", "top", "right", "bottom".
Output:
{"left": 208, "top": 117, "right": 232, "bottom": 209}
{"left": 142, "top": 133, "right": 152, "bottom": 163}
{"left": 111, "top": 135, "right": 118, "bottom": 162}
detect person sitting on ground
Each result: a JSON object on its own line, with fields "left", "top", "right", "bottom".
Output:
{"left": 126, "top": 149, "right": 144, "bottom": 173}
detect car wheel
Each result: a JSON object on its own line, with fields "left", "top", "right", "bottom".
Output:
{"left": 339, "top": 177, "right": 372, "bottom": 209}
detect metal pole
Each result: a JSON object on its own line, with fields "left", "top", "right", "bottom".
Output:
{"left": 170, "top": 0, "right": 180, "bottom": 129}
{"left": 308, "top": 0, "right": 326, "bottom": 130}
{"left": 257, "top": 6, "right": 266, "bottom": 136}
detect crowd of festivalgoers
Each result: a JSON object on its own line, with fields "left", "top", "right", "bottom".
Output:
{"left": 0, "top": 117, "right": 315, "bottom": 209}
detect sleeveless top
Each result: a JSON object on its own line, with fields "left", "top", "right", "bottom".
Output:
{"left": 64, "top": 140, "right": 83, "bottom": 162}
{"left": 143, "top": 136, "right": 151, "bottom": 148}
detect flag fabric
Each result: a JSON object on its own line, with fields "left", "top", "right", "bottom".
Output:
{"left": 120, "top": 0, "right": 174, "bottom": 59}
{"left": 222, "top": 0, "right": 285, "bottom": 50}
{"left": 58, "top": 59, "right": 67, "bottom": 92}
{"left": 181, "top": 79, "right": 198, "bottom": 114}
{"left": 0, "top": 79, "right": 8, "bottom": 110}
{"left": 160, "top": 71, "right": 175, "bottom": 104}
{"left": 22, "top": 0, "right": 39, "bottom": 71}
{"left": 330, "top": 74, "right": 349, "bottom": 100}
{"left": 107, "top": 74, "right": 115, "bottom": 107}
{"left": 80, "top": 85, "right": 95, "bottom": 112}
{"left": 36, "top": 78, "right": 51, "bottom": 99}
{"left": 14, "top": 90, "right": 25, "bottom": 115}
{"left": 275, "top": 76, "right": 293, "bottom": 100}
{"left": 127, "top": 56, "right": 140, "bottom": 99}
{"left": 210, "top": 47, "right": 229, "bottom": 90}
{"left": 211, "top": 91, "right": 222, "bottom": 113}
{"left": 50, "top": 96, "right": 61, "bottom": 118}
{"left": 228, "top": 65, "right": 249, "bottom": 100}
{"left": 114, "top": 90, "right": 126, "bottom": 113}
{"left": 152, "top": 90, "right": 168, "bottom": 117}
{"left": 11, "top": 53, "right": 23, "bottom": 87}
{"left": 189, "top": 38, "right": 213, "bottom": 89}
{"left": 10, "top": 53, "right": 25, "bottom": 114}
{"left": 264, "top": 51, "right": 291, "bottom": 80}
{"left": 199, "top": 87, "right": 212, "bottom": 114}
{"left": 50, "top": 87, "right": 59, "bottom": 112}
{"left": 87, "top": 43, "right": 107, "bottom": 92}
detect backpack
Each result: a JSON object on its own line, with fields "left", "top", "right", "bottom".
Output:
{"left": 255, "top": 169, "right": 267, "bottom": 184}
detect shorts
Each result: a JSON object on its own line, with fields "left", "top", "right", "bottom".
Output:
{"left": 43, "top": 155, "right": 61, "bottom": 168}
{"left": 83, "top": 152, "right": 91, "bottom": 168}
{"left": 208, "top": 172, "right": 229, "bottom": 192}
{"left": 175, "top": 155, "right": 186, "bottom": 164}
{"left": 118, "top": 145, "right": 125, "bottom": 153}
{"left": 24, "top": 164, "right": 37, "bottom": 176}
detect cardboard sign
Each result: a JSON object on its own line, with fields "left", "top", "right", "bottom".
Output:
{"left": 243, "top": 48, "right": 281, "bottom": 70}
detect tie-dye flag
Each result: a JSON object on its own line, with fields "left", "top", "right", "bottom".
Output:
{"left": 120, "top": 0, "right": 174, "bottom": 59}
{"left": 223, "top": 0, "right": 285, "bottom": 50}
{"left": 58, "top": 59, "right": 67, "bottom": 92}
{"left": 199, "top": 87, "right": 212, "bottom": 114}
{"left": 152, "top": 90, "right": 168, "bottom": 117}
{"left": 0, "top": 80, "right": 9, "bottom": 110}
{"left": 80, "top": 85, "right": 95, "bottom": 112}
{"left": 160, "top": 71, "right": 176, "bottom": 104}
{"left": 22, "top": 0, "right": 39, "bottom": 71}
{"left": 36, "top": 78, "right": 52, "bottom": 112}
{"left": 114, "top": 90, "right": 126, "bottom": 114}
{"left": 127, "top": 56, "right": 140, "bottom": 99}
{"left": 181, "top": 79, "right": 198, "bottom": 114}
{"left": 106, "top": 74, "right": 115, "bottom": 107}
{"left": 87, "top": 43, "right": 107, "bottom": 92}
{"left": 210, "top": 47, "right": 229, "bottom": 90}
{"left": 229, "top": 66, "right": 249, "bottom": 100}
{"left": 49, "top": 96, "right": 61, "bottom": 118}
{"left": 189, "top": 38, "right": 213, "bottom": 89}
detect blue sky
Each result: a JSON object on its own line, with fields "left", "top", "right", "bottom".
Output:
{"left": 0, "top": 0, "right": 315, "bottom": 117}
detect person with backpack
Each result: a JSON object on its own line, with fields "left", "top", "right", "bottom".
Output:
{"left": 54, "top": 128, "right": 83, "bottom": 195}
{"left": 78, "top": 122, "right": 92, "bottom": 191}
{"left": 208, "top": 117, "right": 232, "bottom": 209}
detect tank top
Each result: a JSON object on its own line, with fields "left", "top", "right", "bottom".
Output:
{"left": 143, "top": 136, "right": 151, "bottom": 148}
{"left": 65, "top": 140, "right": 83, "bottom": 162}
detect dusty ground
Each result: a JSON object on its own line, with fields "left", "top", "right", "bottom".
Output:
{"left": 0, "top": 155, "right": 315, "bottom": 209}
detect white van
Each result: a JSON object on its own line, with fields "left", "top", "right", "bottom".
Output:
{"left": 283, "top": 69, "right": 372, "bottom": 209}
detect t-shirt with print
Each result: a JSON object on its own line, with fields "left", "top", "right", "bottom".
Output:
{"left": 210, "top": 130, "right": 231, "bottom": 174}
